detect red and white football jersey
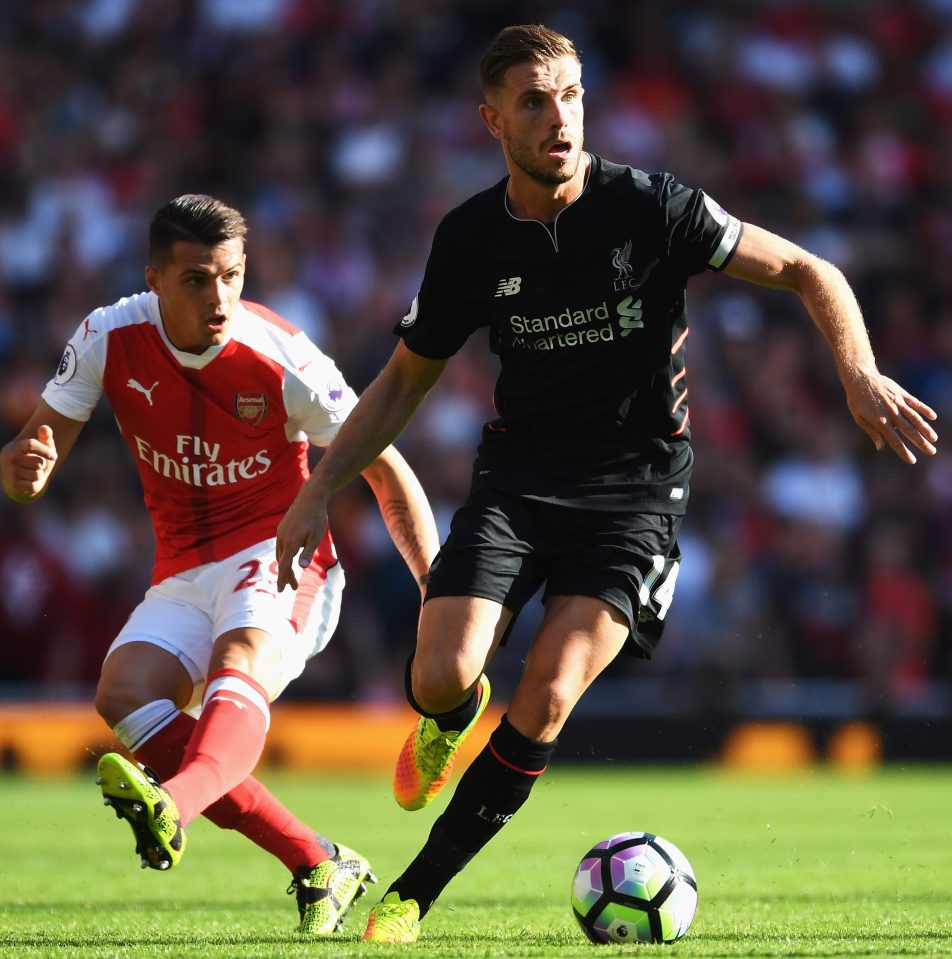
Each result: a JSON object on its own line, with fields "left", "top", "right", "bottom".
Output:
{"left": 43, "top": 292, "right": 358, "bottom": 584}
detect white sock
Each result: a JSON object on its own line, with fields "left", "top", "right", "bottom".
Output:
{"left": 112, "top": 699, "right": 180, "bottom": 752}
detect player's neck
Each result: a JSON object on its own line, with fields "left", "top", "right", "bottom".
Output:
{"left": 505, "top": 153, "right": 590, "bottom": 223}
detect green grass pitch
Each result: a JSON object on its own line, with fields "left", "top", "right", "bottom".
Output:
{"left": 1, "top": 766, "right": 950, "bottom": 958}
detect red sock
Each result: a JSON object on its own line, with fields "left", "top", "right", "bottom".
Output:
{"left": 163, "top": 668, "right": 269, "bottom": 826}
{"left": 206, "top": 779, "right": 332, "bottom": 874}
{"left": 134, "top": 706, "right": 327, "bottom": 872}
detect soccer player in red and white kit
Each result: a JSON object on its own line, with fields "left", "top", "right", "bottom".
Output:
{"left": 0, "top": 194, "right": 441, "bottom": 936}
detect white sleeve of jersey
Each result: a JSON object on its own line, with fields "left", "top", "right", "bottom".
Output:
{"left": 40, "top": 310, "right": 107, "bottom": 422}
{"left": 282, "top": 336, "right": 358, "bottom": 447}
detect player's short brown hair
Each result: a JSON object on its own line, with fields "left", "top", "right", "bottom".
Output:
{"left": 149, "top": 194, "right": 247, "bottom": 267}
{"left": 478, "top": 24, "right": 580, "bottom": 97}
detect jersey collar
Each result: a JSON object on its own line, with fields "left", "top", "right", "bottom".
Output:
{"left": 501, "top": 151, "right": 594, "bottom": 224}
{"left": 148, "top": 292, "right": 240, "bottom": 370}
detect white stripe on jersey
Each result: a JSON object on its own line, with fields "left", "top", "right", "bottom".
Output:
{"left": 708, "top": 215, "right": 742, "bottom": 269}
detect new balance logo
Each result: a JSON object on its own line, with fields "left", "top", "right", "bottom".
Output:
{"left": 127, "top": 379, "right": 159, "bottom": 405}
{"left": 494, "top": 277, "right": 522, "bottom": 297}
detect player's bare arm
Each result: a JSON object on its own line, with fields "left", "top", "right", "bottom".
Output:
{"left": 1, "top": 401, "right": 86, "bottom": 502}
{"left": 275, "top": 342, "right": 447, "bottom": 591}
{"left": 357, "top": 445, "right": 442, "bottom": 594}
{"left": 724, "top": 223, "right": 938, "bottom": 464}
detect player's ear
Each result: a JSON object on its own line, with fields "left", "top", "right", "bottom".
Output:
{"left": 479, "top": 102, "right": 503, "bottom": 140}
{"left": 145, "top": 264, "right": 160, "bottom": 294}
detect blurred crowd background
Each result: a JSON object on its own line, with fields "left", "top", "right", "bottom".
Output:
{"left": 2, "top": 0, "right": 951, "bottom": 720}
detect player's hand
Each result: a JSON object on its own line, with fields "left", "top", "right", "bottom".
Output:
{"left": 275, "top": 489, "right": 330, "bottom": 592}
{"left": 1, "top": 424, "right": 58, "bottom": 501}
{"left": 844, "top": 370, "right": 938, "bottom": 464}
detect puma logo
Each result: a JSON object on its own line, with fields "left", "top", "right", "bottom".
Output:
{"left": 208, "top": 696, "right": 247, "bottom": 710}
{"left": 127, "top": 379, "right": 159, "bottom": 405}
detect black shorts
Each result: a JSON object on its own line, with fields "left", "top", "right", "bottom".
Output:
{"left": 424, "top": 488, "right": 682, "bottom": 658}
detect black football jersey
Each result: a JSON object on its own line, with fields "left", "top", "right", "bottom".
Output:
{"left": 396, "top": 154, "right": 742, "bottom": 512}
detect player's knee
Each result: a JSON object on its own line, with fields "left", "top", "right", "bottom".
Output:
{"left": 411, "top": 656, "right": 476, "bottom": 714}
{"left": 94, "top": 671, "right": 188, "bottom": 727}
{"left": 536, "top": 680, "right": 573, "bottom": 728}
{"left": 94, "top": 679, "right": 146, "bottom": 728}
{"left": 511, "top": 677, "right": 573, "bottom": 740}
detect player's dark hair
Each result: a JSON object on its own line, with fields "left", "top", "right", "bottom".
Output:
{"left": 149, "top": 194, "right": 247, "bottom": 267}
{"left": 479, "top": 24, "right": 580, "bottom": 97}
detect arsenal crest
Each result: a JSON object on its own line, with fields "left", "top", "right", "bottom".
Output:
{"left": 235, "top": 391, "right": 267, "bottom": 426}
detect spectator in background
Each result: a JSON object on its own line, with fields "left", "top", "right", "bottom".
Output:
{"left": 0, "top": 0, "right": 950, "bottom": 711}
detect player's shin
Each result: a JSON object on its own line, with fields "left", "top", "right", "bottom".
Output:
{"left": 388, "top": 713, "right": 557, "bottom": 916}
{"left": 162, "top": 668, "right": 271, "bottom": 825}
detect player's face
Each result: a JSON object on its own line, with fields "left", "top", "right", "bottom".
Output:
{"left": 146, "top": 238, "right": 246, "bottom": 354}
{"left": 482, "top": 55, "right": 584, "bottom": 188}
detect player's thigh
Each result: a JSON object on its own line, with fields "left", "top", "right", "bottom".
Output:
{"left": 508, "top": 594, "right": 629, "bottom": 741}
{"left": 209, "top": 627, "right": 281, "bottom": 692}
{"left": 413, "top": 595, "right": 513, "bottom": 710}
{"left": 96, "top": 584, "right": 213, "bottom": 723}
{"left": 544, "top": 510, "right": 682, "bottom": 659}
{"left": 419, "top": 487, "right": 546, "bottom": 703}
{"left": 206, "top": 539, "right": 345, "bottom": 703}
{"left": 96, "top": 641, "right": 195, "bottom": 725}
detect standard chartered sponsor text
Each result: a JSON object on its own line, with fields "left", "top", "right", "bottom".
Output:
{"left": 134, "top": 433, "right": 272, "bottom": 486}
{"left": 509, "top": 301, "right": 615, "bottom": 351}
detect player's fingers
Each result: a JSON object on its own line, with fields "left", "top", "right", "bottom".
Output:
{"left": 36, "top": 424, "right": 57, "bottom": 454}
{"left": 10, "top": 456, "right": 50, "bottom": 492}
{"left": 902, "top": 392, "right": 938, "bottom": 423}
{"left": 275, "top": 541, "right": 300, "bottom": 593}
{"left": 296, "top": 538, "right": 317, "bottom": 571}
{"left": 894, "top": 413, "right": 936, "bottom": 456}
{"left": 896, "top": 400, "right": 938, "bottom": 448}
{"left": 872, "top": 419, "right": 917, "bottom": 464}
{"left": 20, "top": 436, "right": 57, "bottom": 464}
{"left": 865, "top": 394, "right": 937, "bottom": 459}
{"left": 13, "top": 451, "right": 48, "bottom": 476}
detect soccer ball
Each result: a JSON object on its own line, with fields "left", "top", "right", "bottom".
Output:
{"left": 571, "top": 832, "right": 697, "bottom": 944}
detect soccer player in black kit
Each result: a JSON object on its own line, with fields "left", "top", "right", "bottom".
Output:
{"left": 276, "top": 24, "right": 938, "bottom": 942}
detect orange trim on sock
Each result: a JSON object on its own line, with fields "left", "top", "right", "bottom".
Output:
{"left": 488, "top": 742, "right": 547, "bottom": 776}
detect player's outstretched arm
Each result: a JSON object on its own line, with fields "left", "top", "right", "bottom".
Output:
{"left": 276, "top": 342, "right": 447, "bottom": 591}
{"left": 1, "top": 401, "right": 86, "bottom": 503}
{"left": 358, "top": 445, "right": 441, "bottom": 595}
{"left": 724, "top": 223, "right": 938, "bottom": 464}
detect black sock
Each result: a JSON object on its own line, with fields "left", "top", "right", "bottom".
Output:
{"left": 389, "top": 714, "right": 557, "bottom": 916}
{"left": 403, "top": 656, "right": 483, "bottom": 732}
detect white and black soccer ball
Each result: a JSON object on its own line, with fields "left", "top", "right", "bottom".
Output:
{"left": 571, "top": 831, "right": 698, "bottom": 944}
